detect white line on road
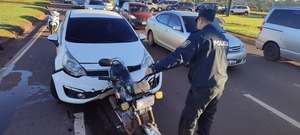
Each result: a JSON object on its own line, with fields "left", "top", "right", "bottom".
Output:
{"left": 74, "top": 112, "right": 86, "bottom": 135}
{"left": 0, "top": 26, "right": 46, "bottom": 78}
{"left": 294, "top": 83, "right": 300, "bottom": 88}
{"left": 244, "top": 94, "right": 300, "bottom": 129}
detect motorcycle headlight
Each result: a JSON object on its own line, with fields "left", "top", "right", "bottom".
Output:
{"left": 89, "top": 7, "right": 93, "bottom": 10}
{"left": 62, "top": 51, "right": 87, "bottom": 77}
{"left": 130, "top": 15, "right": 137, "bottom": 19}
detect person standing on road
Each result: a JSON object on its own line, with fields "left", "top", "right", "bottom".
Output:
{"left": 145, "top": 9, "right": 228, "bottom": 135}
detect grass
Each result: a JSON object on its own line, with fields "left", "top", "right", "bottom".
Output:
{"left": 217, "top": 14, "right": 265, "bottom": 38}
{"left": 0, "top": 0, "right": 49, "bottom": 5}
{"left": 0, "top": 1, "right": 48, "bottom": 42}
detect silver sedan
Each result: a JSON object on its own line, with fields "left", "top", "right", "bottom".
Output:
{"left": 145, "top": 11, "right": 247, "bottom": 66}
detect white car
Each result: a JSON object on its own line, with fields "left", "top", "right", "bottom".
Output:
{"left": 230, "top": 5, "right": 250, "bottom": 16}
{"left": 47, "top": 10, "right": 162, "bottom": 104}
{"left": 145, "top": 11, "right": 247, "bottom": 66}
{"left": 84, "top": 0, "right": 106, "bottom": 10}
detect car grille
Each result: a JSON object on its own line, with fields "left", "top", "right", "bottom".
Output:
{"left": 86, "top": 65, "right": 142, "bottom": 77}
{"left": 228, "top": 46, "right": 241, "bottom": 53}
{"left": 137, "top": 18, "right": 147, "bottom": 22}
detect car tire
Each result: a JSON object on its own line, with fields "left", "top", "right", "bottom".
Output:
{"left": 150, "top": 8, "right": 155, "bottom": 13}
{"left": 147, "top": 30, "right": 156, "bottom": 46}
{"left": 187, "top": 9, "right": 192, "bottom": 12}
{"left": 263, "top": 42, "right": 280, "bottom": 61}
{"left": 244, "top": 11, "right": 249, "bottom": 16}
{"left": 158, "top": 7, "right": 162, "bottom": 12}
{"left": 50, "top": 78, "right": 60, "bottom": 100}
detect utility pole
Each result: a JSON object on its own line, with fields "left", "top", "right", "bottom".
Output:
{"left": 289, "top": 0, "right": 292, "bottom": 7}
{"left": 226, "top": 0, "right": 233, "bottom": 16}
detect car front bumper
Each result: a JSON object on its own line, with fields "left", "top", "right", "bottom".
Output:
{"left": 129, "top": 18, "right": 148, "bottom": 27}
{"left": 227, "top": 47, "right": 247, "bottom": 66}
{"left": 52, "top": 70, "right": 162, "bottom": 104}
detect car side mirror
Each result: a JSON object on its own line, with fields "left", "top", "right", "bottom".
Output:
{"left": 138, "top": 34, "right": 146, "bottom": 41}
{"left": 47, "top": 34, "right": 59, "bottom": 47}
{"left": 172, "top": 26, "right": 181, "bottom": 31}
{"left": 98, "top": 59, "right": 112, "bottom": 66}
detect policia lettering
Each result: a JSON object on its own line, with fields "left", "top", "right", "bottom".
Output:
{"left": 213, "top": 40, "right": 228, "bottom": 47}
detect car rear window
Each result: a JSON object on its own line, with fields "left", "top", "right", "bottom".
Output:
{"left": 182, "top": 16, "right": 225, "bottom": 33}
{"left": 66, "top": 18, "right": 138, "bottom": 43}
{"left": 267, "top": 9, "right": 293, "bottom": 26}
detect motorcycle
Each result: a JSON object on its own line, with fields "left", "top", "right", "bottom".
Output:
{"left": 45, "top": 6, "right": 60, "bottom": 34}
{"left": 98, "top": 58, "right": 162, "bottom": 135}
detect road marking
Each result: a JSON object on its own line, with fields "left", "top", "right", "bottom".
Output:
{"left": 294, "top": 83, "right": 300, "bottom": 88}
{"left": 244, "top": 94, "right": 300, "bottom": 129}
{"left": 74, "top": 112, "right": 86, "bottom": 135}
{"left": 0, "top": 26, "right": 46, "bottom": 78}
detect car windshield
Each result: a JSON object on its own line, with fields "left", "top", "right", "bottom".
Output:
{"left": 66, "top": 18, "right": 138, "bottom": 43}
{"left": 90, "top": 0, "right": 104, "bottom": 5}
{"left": 231, "top": 5, "right": 236, "bottom": 9}
{"left": 182, "top": 16, "right": 226, "bottom": 33}
{"left": 130, "top": 5, "right": 149, "bottom": 12}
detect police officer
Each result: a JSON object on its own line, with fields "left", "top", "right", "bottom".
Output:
{"left": 145, "top": 9, "right": 228, "bottom": 135}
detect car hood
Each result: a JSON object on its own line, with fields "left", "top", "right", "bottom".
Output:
{"left": 223, "top": 33, "right": 243, "bottom": 47}
{"left": 131, "top": 12, "right": 153, "bottom": 18}
{"left": 65, "top": 42, "right": 145, "bottom": 65}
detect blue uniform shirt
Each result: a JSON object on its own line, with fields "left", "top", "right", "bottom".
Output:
{"left": 151, "top": 24, "right": 228, "bottom": 88}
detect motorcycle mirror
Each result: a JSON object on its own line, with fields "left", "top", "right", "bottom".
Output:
{"left": 155, "top": 91, "right": 163, "bottom": 99}
{"left": 98, "top": 59, "right": 112, "bottom": 66}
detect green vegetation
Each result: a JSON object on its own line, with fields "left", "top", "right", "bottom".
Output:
{"left": 217, "top": 14, "right": 265, "bottom": 38}
{"left": 0, "top": 0, "right": 49, "bottom": 5}
{"left": 0, "top": 1, "right": 48, "bottom": 42}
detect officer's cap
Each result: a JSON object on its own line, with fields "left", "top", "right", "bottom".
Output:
{"left": 195, "top": 9, "right": 216, "bottom": 22}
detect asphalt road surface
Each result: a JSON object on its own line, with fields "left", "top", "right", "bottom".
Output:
{"left": 0, "top": 1, "right": 300, "bottom": 135}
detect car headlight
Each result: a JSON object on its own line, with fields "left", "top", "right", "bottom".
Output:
{"left": 89, "top": 7, "right": 93, "bottom": 9}
{"left": 130, "top": 15, "right": 137, "bottom": 19}
{"left": 62, "top": 51, "right": 87, "bottom": 77}
{"left": 141, "top": 51, "right": 153, "bottom": 68}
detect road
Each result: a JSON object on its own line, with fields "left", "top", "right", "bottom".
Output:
{"left": 1, "top": 1, "right": 300, "bottom": 135}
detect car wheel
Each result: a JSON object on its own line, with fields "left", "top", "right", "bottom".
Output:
{"left": 244, "top": 11, "right": 249, "bottom": 16}
{"left": 50, "top": 78, "right": 59, "bottom": 100}
{"left": 158, "top": 7, "right": 162, "bottom": 12}
{"left": 263, "top": 42, "right": 280, "bottom": 61}
{"left": 187, "top": 9, "right": 192, "bottom": 12}
{"left": 150, "top": 8, "right": 155, "bottom": 13}
{"left": 147, "top": 30, "right": 156, "bottom": 46}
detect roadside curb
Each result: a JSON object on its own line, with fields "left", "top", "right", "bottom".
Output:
{"left": 228, "top": 32, "right": 256, "bottom": 43}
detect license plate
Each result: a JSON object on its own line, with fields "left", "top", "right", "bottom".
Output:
{"left": 228, "top": 60, "right": 237, "bottom": 64}
{"left": 142, "top": 21, "right": 147, "bottom": 25}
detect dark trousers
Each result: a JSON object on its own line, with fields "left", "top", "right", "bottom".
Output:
{"left": 178, "top": 85, "right": 224, "bottom": 135}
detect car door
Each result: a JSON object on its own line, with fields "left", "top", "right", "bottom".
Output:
{"left": 164, "top": 14, "right": 184, "bottom": 51}
{"left": 153, "top": 13, "right": 171, "bottom": 48}
{"left": 282, "top": 10, "right": 300, "bottom": 61}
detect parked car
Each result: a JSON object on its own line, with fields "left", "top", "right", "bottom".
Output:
{"left": 195, "top": 2, "right": 218, "bottom": 12}
{"left": 71, "top": 0, "right": 85, "bottom": 9}
{"left": 47, "top": 9, "right": 162, "bottom": 104}
{"left": 84, "top": 0, "right": 106, "bottom": 10}
{"left": 230, "top": 5, "right": 250, "bottom": 15}
{"left": 157, "top": 0, "right": 178, "bottom": 11}
{"left": 255, "top": 7, "right": 300, "bottom": 62}
{"left": 120, "top": 2, "right": 153, "bottom": 28}
{"left": 144, "top": 1, "right": 158, "bottom": 13}
{"left": 145, "top": 11, "right": 247, "bottom": 66}
{"left": 113, "top": 0, "right": 131, "bottom": 12}
{"left": 166, "top": 2, "right": 195, "bottom": 12}
{"left": 103, "top": 0, "right": 113, "bottom": 10}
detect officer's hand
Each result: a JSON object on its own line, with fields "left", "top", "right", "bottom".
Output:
{"left": 145, "top": 68, "right": 153, "bottom": 76}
